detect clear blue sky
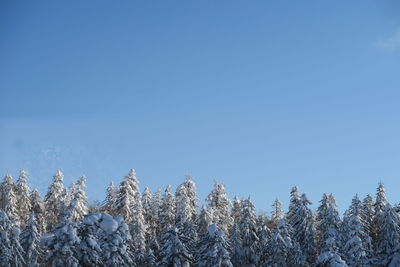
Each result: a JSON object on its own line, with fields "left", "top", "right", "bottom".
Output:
{"left": 1, "top": 0, "right": 400, "bottom": 213}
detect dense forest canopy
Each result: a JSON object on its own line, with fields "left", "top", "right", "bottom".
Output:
{"left": 0, "top": 169, "right": 399, "bottom": 266}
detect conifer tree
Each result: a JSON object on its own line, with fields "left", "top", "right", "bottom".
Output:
{"left": 176, "top": 177, "right": 197, "bottom": 224}
{"left": 197, "top": 205, "right": 214, "bottom": 235}
{"left": 69, "top": 176, "right": 88, "bottom": 222}
{"left": 0, "top": 210, "right": 26, "bottom": 266}
{"left": 102, "top": 181, "right": 117, "bottom": 215}
{"left": 374, "top": 203, "right": 400, "bottom": 266}
{"left": 316, "top": 194, "right": 346, "bottom": 266}
{"left": 0, "top": 175, "right": 19, "bottom": 226}
{"left": 45, "top": 210, "right": 80, "bottom": 267}
{"left": 205, "top": 183, "right": 232, "bottom": 234}
{"left": 231, "top": 196, "right": 242, "bottom": 226}
{"left": 77, "top": 213, "right": 103, "bottom": 267}
{"left": 44, "top": 170, "right": 65, "bottom": 231}
{"left": 15, "top": 170, "right": 31, "bottom": 229}
{"left": 271, "top": 199, "right": 283, "bottom": 229}
{"left": 237, "top": 198, "right": 259, "bottom": 266}
{"left": 158, "top": 226, "right": 193, "bottom": 267}
{"left": 20, "top": 212, "right": 43, "bottom": 267}
{"left": 99, "top": 214, "right": 135, "bottom": 266}
{"left": 159, "top": 185, "right": 176, "bottom": 233}
{"left": 196, "top": 224, "right": 233, "bottom": 267}
{"left": 372, "top": 182, "right": 388, "bottom": 251}
{"left": 30, "top": 189, "right": 46, "bottom": 234}
{"left": 130, "top": 200, "right": 147, "bottom": 265}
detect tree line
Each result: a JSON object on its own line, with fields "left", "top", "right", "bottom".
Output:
{"left": 0, "top": 169, "right": 399, "bottom": 266}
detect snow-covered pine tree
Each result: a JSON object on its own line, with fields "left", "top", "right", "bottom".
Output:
{"left": 99, "top": 214, "right": 135, "bottom": 266}
{"left": 20, "top": 212, "right": 43, "bottom": 267}
{"left": 69, "top": 176, "right": 89, "bottom": 222}
{"left": 77, "top": 213, "right": 103, "bottom": 267}
{"left": 270, "top": 198, "right": 283, "bottom": 229}
{"left": 342, "top": 194, "right": 372, "bottom": 266}
{"left": 142, "top": 187, "right": 153, "bottom": 228}
{"left": 287, "top": 186, "right": 301, "bottom": 225}
{"left": 197, "top": 205, "right": 214, "bottom": 235}
{"left": 231, "top": 196, "right": 242, "bottom": 226}
{"left": 286, "top": 193, "right": 317, "bottom": 265}
{"left": 158, "top": 226, "right": 193, "bottom": 267}
{"left": 176, "top": 176, "right": 197, "bottom": 224}
{"left": 112, "top": 169, "right": 140, "bottom": 224}
{"left": 372, "top": 182, "right": 388, "bottom": 251}
{"left": 237, "top": 198, "right": 260, "bottom": 266}
{"left": 0, "top": 174, "right": 15, "bottom": 209}
{"left": 9, "top": 226, "right": 26, "bottom": 267}
{"left": 316, "top": 194, "right": 347, "bottom": 266}
{"left": 0, "top": 174, "right": 19, "bottom": 227}
{"left": 264, "top": 218, "right": 296, "bottom": 267}
{"left": 45, "top": 209, "right": 80, "bottom": 267}
{"left": 256, "top": 213, "right": 271, "bottom": 265}
{"left": 205, "top": 183, "right": 232, "bottom": 235}
{"left": 0, "top": 210, "right": 26, "bottom": 266}
{"left": 30, "top": 189, "right": 46, "bottom": 234}
{"left": 15, "top": 170, "right": 31, "bottom": 229}
{"left": 102, "top": 181, "right": 117, "bottom": 215}
{"left": 196, "top": 224, "right": 233, "bottom": 267}
{"left": 151, "top": 189, "right": 162, "bottom": 239}
{"left": 315, "top": 237, "right": 348, "bottom": 267}
{"left": 229, "top": 222, "right": 243, "bottom": 266}
{"left": 373, "top": 203, "right": 400, "bottom": 266}
{"left": 44, "top": 170, "right": 65, "bottom": 231}
{"left": 130, "top": 199, "right": 147, "bottom": 265}
{"left": 361, "top": 194, "right": 374, "bottom": 241}
{"left": 159, "top": 185, "right": 176, "bottom": 234}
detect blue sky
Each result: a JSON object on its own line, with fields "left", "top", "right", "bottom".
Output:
{"left": 1, "top": 0, "right": 400, "bottom": 213}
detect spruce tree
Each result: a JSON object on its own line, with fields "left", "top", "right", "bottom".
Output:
{"left": 45, "top": 210, "right": 80, "bottom": 267}
{"left": 30, "top": 189, "right": 46, "bottom": 234}
{"left": 99, "top": 214, "right": 135, "bottom": 266}
{"left": 196, "top": 224, "right": 233, "bottom": 267}
{"left": 69, "top": 176, "right": 89, "bottom": 222}
{"left": 20, "top": 212, "right": 43, "bottom": 267}
{"left": 77, "top": 213, "right": 103, "bottom": 267}
{"left": 316, "top": 194, "right": 346, "bottom": 265}
{"left": 102, "top": 181, "right": 117, "bottom": 215}
{"left": 158, "top": 226, "right": 193, "bottom": 267}
{"left": 205, "top": 183, "right": 232, "bottom": 234}
{"left": 15, "top": 170, "right": 31, "bottom": 229}
{"left": 44, "top": 170, "right": 65, "bottom": 231}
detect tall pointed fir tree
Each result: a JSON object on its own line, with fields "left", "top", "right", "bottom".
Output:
{"left": 196, "top": 224, "right": 233, "bottom": 267}
{"left": 112, "top": 169, "right": 140, "bottom": 224}
{"left": 102, "top": 181, "right": 117, "bottom": 215}
{"left": 30, "top": 189, "right": 46, "bottom": 234}
{"left": 151, "top": 189, "right": 162, "bottom": 239}
{"left": 237, "top": 198, "right": 260, "bottom": 266}
{"left": 270, "top": 198, "right": 283, "bottom": 229}
{"left": 0, "top": 210, "right": 26, "bottom": 266}
{"left": 197, "top": 205, "right": 214, "bottom": 235}
{"left": 0, "top": 174, "right": 19, "bottom": 227}
{"left": 20, "top": 212, "right": 43, "bottom": 267}
{"left": 99, "top": 214, "right": 135, "bottom": 267}
{"left": 205, "top": 183, "right": 233, "bottom": 235}
{"left": 372, "top": 182, "right": 388, "bottom": 251}
{"left": 158, "top": 226, "right": 193, "bottom": 267}
{"left": 69, "top": 176, "right": 88, "bottom": 222}
{"left": 374, "top": 203, "right": 400, "bottom": 266}
{"left": 44, "top": 170, "right": 65, "bottom": 231}
{"left": 316, "top": 194, "right": 347, "bottom": 266}
{"left": 342, "top": 194, "right": 372, "bottom": 266}
{"left": 361, "top": 194, "right": 374, "bottom": 243}
{"left": 159, "top": 185, "right": 176, "bottom": 234}
{"left": 77, "top": 213, "right": 103, "bottom": 267}
{"left": 15, "top": 170, "right": 31, "bottom": 229}
{"left": 45, "top": 209, "right": 80, "bottom": 267}
{"left": 231, "top": 196, "right": 242, "bottom": 226}
{"left": 286, "top": 193, "right": 317, "bottom": 265}
{"left": 142, "top": 187, "right": 154, "bottom": 234}
{"left": 130, "top": 199, "right": 147, "bottom": 265}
